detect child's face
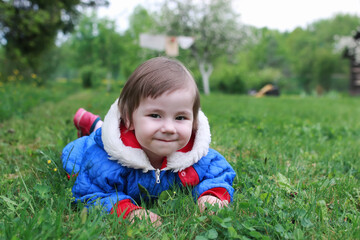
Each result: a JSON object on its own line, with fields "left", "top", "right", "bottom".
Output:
{"left": 129, "top": 87, "right": 195, "bottom": 162}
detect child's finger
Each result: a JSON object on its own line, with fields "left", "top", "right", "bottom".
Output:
{"left": 198, "top": 196, "right": 229, "bottom": 213}
{"left": 129, "top": 209, "right": 162, "bottom": 227}
{"left": 149, "top": 212, "right": 162, "bottom": 227}
{"left": 219, "top": 200, "right": 229, "bottom": 208}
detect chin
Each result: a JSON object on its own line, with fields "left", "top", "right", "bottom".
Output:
{"left": 157, "top": 150, "right": 176, "bottom": 157}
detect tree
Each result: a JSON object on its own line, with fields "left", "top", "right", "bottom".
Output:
{"left": 67, "top": 12, "right": 124, "bottom": 87}
{"left": 0, "top": 0, "right": 108, "bottom": 80}
{"left": 158, "top": 0, "right": 243, "bottom": 94}
{"left": 54, "top": 6, "right": 157, "bottom": 88}
{"left": 121, "top": 5, "right": 158, "bottom": 78}
{"left": 128, "top": 5, "right": 157, "bottom": 39}
{"left": 283, "top": 14, "right": 360, "bottom": 92}
{"left": 312, "top": 48, "right": 337, "bottom": 91}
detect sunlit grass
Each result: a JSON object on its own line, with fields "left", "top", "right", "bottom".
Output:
{"left": 1, "top": 88, "right": 360, "bottom": 239}
{"left": 0, "top": 81, "right": 81, "bottom": 121}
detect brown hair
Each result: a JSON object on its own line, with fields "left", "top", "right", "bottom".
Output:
{"left": 118, "top": 57, "right": 200, "bottom": 128}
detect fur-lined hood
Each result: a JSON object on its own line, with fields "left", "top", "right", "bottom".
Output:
{"left": 101, "top": 99, "right": 211, "bottom": 172}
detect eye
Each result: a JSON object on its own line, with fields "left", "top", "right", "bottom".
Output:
{"left": 149, "top": 114, "right": 161, "bottom": 118}
{"left": 176, "top": 116, "right": 187, "bottom": 120}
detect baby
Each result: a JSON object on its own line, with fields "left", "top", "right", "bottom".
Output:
{"left": 62, "top": 57, "right": 236, "bottom": 225}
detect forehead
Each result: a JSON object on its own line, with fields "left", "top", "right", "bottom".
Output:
{"left": 139, "top": 87, "right": 195, "bottom": 111}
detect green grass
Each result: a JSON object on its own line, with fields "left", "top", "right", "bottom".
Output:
{"left": 1, "top": 86, "right": 360, "bottom": 239}
{"left": 0, "top": 80, "right": 82, "bottom": 122}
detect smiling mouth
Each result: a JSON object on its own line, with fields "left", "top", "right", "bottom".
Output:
{"left": 157, "top": 139, "right": 176, "bottom": 142}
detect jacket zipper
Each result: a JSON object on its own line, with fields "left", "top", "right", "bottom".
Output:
{"left": 155, "top": 169, "right": 161, "bottom": 184}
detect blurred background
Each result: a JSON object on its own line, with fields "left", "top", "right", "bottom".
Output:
{"left": 1, "top": 0, "right": 360, "bottom": 96}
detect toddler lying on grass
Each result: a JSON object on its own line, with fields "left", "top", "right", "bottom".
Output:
{"left": 62, "top": 57, "right": 236, "bottom": 226}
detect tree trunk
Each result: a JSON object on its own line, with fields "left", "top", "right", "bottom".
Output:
{"left": 199, "top": 61, "right": 213, "bottom": 95}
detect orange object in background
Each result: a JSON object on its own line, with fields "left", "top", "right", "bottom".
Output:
{"left": 255, "top": 84, "right": 280, "bottom": 97}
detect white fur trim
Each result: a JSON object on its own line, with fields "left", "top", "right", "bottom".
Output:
{"left": 102, "top": 98, "right": 211, "bottom": 172}
{"left": 102, "top": 99, "right": 152, "bottom": 172}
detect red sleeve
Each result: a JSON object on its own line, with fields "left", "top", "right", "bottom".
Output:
{"left": 110, "top": 199, "right": 142, "bottom": 219}
{"left": 199, "top": 187, "right": 231, "bottom": 202}
{"left": 178, "top": 166, "right": 200, "bottom": 186}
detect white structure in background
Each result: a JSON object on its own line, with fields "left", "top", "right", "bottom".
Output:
{"left": 335, "top": 35, "right": 360, "bottom": 63}
{"left": 139, "top": 33, "right": 195, "bottom": 57}
{"left": 335, "top": 29, "right": 360, "bottom": 95}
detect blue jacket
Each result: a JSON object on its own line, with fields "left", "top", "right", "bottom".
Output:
{"left": 62, "top": 99, "right": 236, "bottom": 214}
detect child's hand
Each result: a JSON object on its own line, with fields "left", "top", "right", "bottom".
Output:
{"left": 198, "top": 195, "right": 229, "bottom": 213}
{"left": 127, "top": 209, "right": 162, "bottom": 227}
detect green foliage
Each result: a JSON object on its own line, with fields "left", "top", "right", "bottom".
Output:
{"left": 79, "top": 63, "right": 107, "bottom": 88}
{"left": 128, "top": 5, "right": 157, "bottom": 38}
{"left": 225, "top": 13, "right": 359, "bottom": 94}
{"left": 1, "top": 2, "right": 357, "bottom": 95}
{"left": 56, "top": 10, "right": 156, "bottom": 88}
{"left": 211, "top": 60, "right": 246, "bottom": 94}
{"left": 0, "top": 0, "right": 108, "bottom": 81}
{"left": 80, "top": 66, "right": 94, "bottom": 88}
{"left": 120, "top": 6, "right": 159, "bottom": 78}
{"left": 157, "top": 0, "right": 242, "bottom": 94}
{"left": 247, "top": 67, "right": 284, "bottom": 91}
{"left": 244, "top": 28, "right": 288, "bottom": 71}
{"left": 310, "top": 14, "right": 360, "bottom": 40}
{"left": 312, "top": 48, "right": 338, "bottom": 90}
{"left": 1, "top": 86, "right": 360, "bottom": 238}
{"left": 281, "top": 14, "right": 359, "bottom": 92}
{"left": 1, "top": 1, "right": 359, "bottom": 95}
{"left": 211, "top": 58, "right": 283, "bottom": 94}
{"left": 69, "top": 12, "right": 123, "bottom": 80}
{"left": 217, "top": 74, "right": 246, "bottom": 94}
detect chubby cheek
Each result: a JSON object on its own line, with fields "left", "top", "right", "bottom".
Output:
{"left": 179, "top": 125, "right": 194, "bottom": 143}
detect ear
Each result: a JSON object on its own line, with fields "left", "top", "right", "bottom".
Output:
{"left": 124, "top": 118, "right": 134, "bottom": 130}
{"left": 128, "top": 124, "right": 134, "bottom": 131}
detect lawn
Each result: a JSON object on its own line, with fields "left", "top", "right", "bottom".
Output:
{"left": 1, "top": 84, "right": 360, "bottom": 239}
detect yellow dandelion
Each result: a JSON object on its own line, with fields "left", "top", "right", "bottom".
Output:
{"left": 31, "top": 73, "right": 37, "bottom": 79}
{"left": 47, "top": 160, "right": 51, "bottom": 164}
{"left": 13, "top": 69, "right": 19, "bottom": 75}
{"left": 54, "top": 168, "right": 57, "bottom": 172}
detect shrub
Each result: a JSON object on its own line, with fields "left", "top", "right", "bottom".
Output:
{"left": 80, "top": 64, "right": 107, "bottom": 88}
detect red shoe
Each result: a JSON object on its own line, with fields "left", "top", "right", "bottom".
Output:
{"left": 73, "top": 108, "right": 101, "bottom": 137}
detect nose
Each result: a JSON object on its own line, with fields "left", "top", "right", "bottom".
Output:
{"left": 161, "top": 119, "right": 176, "bottom": 134}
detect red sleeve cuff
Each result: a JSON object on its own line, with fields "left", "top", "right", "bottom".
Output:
{"left": 199, "top": 187, "right": 231, "bottom": 202}
{"left": 110, "top": 199, "right": 142, "bottom": 219}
